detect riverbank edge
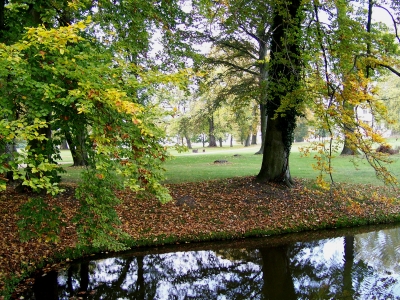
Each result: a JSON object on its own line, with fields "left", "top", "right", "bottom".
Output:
{"left": 2, "top": 177, "right": 400, "bottom": 299}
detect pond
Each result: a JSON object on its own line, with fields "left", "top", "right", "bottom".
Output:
{"left": 22, "top": 223, "right": 400, "bottom": 299}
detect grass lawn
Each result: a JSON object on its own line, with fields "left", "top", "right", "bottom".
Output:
{"left": 57, "top": 140, "right": 400, "bottom": 186}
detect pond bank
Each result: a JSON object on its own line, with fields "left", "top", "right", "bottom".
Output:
{"left": 1, "top": 176, "right": 400, "bottom": 299}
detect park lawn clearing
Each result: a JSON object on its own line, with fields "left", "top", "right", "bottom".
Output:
{"left": 3, "top": 176, "right": 400, "bottom": 298}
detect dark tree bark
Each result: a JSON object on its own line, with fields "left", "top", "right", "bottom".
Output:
{"left": 244, "top": 133, "right": 251, "bottom": 147}
{"left": 208, "top": 116, "right": 217, "bottom": 147}
{"left": 257, "top": 0, "right": 303, "bottom": 186}
{"left": 218, "top": 137, "right": 223, "bottom": 147}
{"left": 185, "top": 135, "right": 192, "bottom": 149}
{"left": 0, "top": 0, "right": 6, "bottom": 36}
{"left": 251, "top": 133, "right": 257, "bottom": 145}
{"left": 341, "top": 135, "right": 358, "bottom": 155}
{"left": 65, "top": 131, "right": 89, "bottom": 167}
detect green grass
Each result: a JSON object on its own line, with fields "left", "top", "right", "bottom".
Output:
{"left": 56, "top": 141, "right": 400, "bottom": 186}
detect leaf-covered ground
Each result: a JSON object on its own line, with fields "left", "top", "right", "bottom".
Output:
{"left": 1, "top": 176, "right": 400, "bottom": 298}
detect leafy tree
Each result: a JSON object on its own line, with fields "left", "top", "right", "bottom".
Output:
{"left": 190, "top": 0, "right": 272, "bottom": 153}
{"left": 256, "top": 0, "right": 304, "bottom": 186}
{"left": 0, "top": 18, "right": 193, "bottom": 248}
{"left": 303, "top": 0, "right": 400, "bottom": 186}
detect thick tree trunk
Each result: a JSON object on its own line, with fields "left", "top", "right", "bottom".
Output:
{"left": 341, "top": 134, "right": 358, "bottom": 155}
{"left": 257, "top": 117, "right": 293, "bottom": 184}
{"left": 256, "top": 0, "right": 302, "bottom": 185}
{"left": 244, "top": 134, "right": 251, "bottom": 147}
{"left": 208, "top": 116, "right": 217, "bottom": 147}
{"left": 65, "top": 131, "right": 89, "bottom": 167}
{"left": 185, "top": 135, "right": 192, "bottom": 149}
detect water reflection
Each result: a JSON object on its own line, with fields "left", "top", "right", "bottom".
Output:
{"left": 24, "top": 224, "right": 400, "bottom": 299}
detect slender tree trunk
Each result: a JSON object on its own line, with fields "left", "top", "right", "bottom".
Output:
{"left": 255, "top": 104, "right": 267, "bottom": 154}
{"left": 251, "top": 134, "right": 257, "bottom": 145}
{"left": 256, "top": 24, "right": 268, "bottom": 155}
{"left": 218, "top": 137, "right": 223, "bottom": 147}
{"left": 230, "top": 135, "right": 233, "bottom": 147}
{"left": 257, "top": 0, "right": 302, "bottom": 186}
{"left": 60, "top": 139, "right": 69, "bottom": 150}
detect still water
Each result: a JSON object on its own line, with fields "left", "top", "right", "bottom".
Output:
{"left": 23, "top": 224, "right": 400, "bottom": 299}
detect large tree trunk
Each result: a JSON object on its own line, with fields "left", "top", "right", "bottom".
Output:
{"left": 258, "top": 117, "right": 292, "bottom": 184}
{"left": 65, "top": 131, "right": 89, "bottom": 167}
{"left": 208, "top": 116, "right": 217, "bottom": 147}
{"left": 185, "top": 135, "right": 192, "bottom": 149}
{"left": 341, "top": 133, "right": 358, "bottom": 155}
{"left": 257, "top": 0, "right": 302, "bottom": 186}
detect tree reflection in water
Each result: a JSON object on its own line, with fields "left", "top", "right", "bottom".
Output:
{"left": 23, "top": 225, "right": 400, "bottom": 299}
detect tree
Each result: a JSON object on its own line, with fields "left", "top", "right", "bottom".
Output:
{"left": 256, "top": 0, "right": 304, "bottom": 185}
{"left": 190, "top": 0, "right": 272, "bottom": 153}
{"left": 304, "top": 0, "right": 400, "bottom": 186}
{"left": 0, "top": 18, "right": 194, "bottom": 249}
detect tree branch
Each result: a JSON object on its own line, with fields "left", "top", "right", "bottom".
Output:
{"left": 375, "top": 4, "right": 400, "bottom": 43}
